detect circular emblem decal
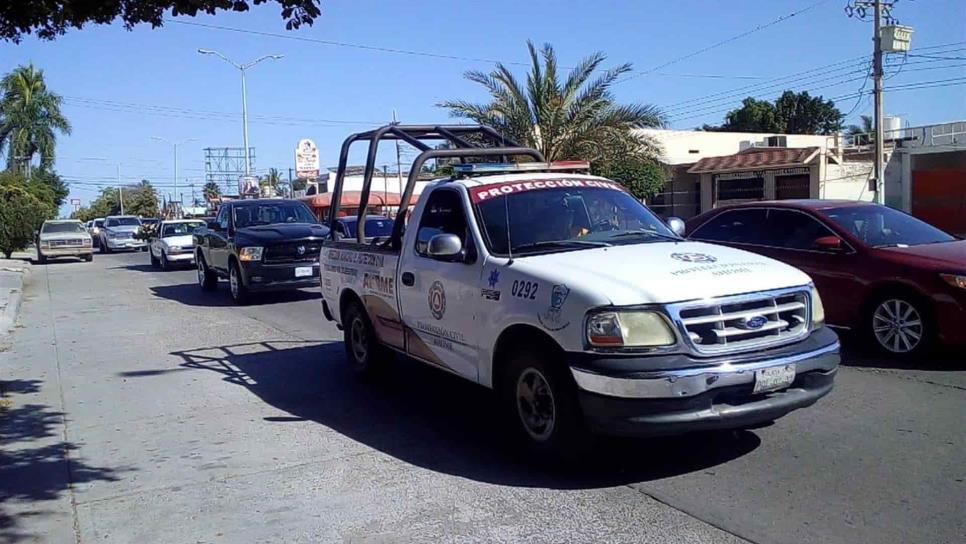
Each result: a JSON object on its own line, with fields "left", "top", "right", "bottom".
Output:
{"left": 740, "top": 315, "right": 769, "bottom": 330}
{"left": 428, "top": 281, "right": 446, "bottom": 320}
{"left": 671, "top": 252, "right": 717, "bottom": 263}
{"left": 297, "top": 245, "right": 306, "bottom": 256}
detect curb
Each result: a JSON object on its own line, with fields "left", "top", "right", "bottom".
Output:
{"left": 0, "top": 260, "right": 32, "bottom": 336}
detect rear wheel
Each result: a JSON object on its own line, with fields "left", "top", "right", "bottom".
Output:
{"left": 500, "top": 347, "right": 590, "bottom": 457}
{"left": 866, "top": 294, "right": 933, "bottom": 357}
{"left": 228, "top": 261, "right": 249, "bottom": 305}
{"left": 342, "top": 301, "right": 391, "bottom": 376}
{"left": 196, "top": 253, "right": 217, "bottom": 291}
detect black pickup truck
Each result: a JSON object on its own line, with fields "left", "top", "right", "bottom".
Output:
{"left": 194, "top": 198, "right": 329, "bottom": 304}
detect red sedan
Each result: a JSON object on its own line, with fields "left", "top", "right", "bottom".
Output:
{"left": 685, "top": 200, "right": 966, "bottom": 357}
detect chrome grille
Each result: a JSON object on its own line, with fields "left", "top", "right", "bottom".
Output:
{"left": 50, "top": 239, "right": 85, "bottom": 247}
{"left": 669, "top": 288, "right": 810, "bottom": 355}
{"left": 264, "top": 241, "right": 322, "bottom": 263}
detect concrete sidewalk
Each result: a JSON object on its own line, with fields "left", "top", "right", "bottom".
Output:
{"left": 0, "top": 258, "right": 31, "bottom": 337}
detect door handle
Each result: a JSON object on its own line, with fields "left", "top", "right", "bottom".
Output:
{"left": 401, "top": 272, "right": 415, "bottom": 286}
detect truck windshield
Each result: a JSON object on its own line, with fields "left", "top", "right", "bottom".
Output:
{"left": 162, "top": 222, "right": 205, "bottom": 237}
{"left": 473, "top": 182, "right": 678, "bottom": 255}
{"left": 233, "top": 202, "right": 317, "bottom": 228}
{"left": 108, "top": 217, "right": 141, "bottom": 227}
{"left": 42, "top": 222, "right": 87, "bottom": 234}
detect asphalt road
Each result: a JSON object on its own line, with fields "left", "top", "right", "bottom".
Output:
{"left": 1, "top": 250, "right": 963, "bottom": 543}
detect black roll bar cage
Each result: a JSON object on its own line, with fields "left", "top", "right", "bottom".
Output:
{"left": 326, "top": 124, "right": 545, "bottom": 244}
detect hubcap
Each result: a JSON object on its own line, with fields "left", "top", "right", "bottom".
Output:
{"left": 873, "top": 299, "right": 923, "bottom": 353}
{"left": 197, "top": 259, "right": 205, "bottom": 285}
{"left": 516, "top": 368, "right": 556, "bottom": 441}
{"left": 349, "top": 317, "right": 368, "bottom": 364}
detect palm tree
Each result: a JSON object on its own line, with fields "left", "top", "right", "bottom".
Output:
{"left": 259, "top": 168, "right": 285, "bottom": 197}
{"left": 846, "top": 115, "right": 874, "bottom": 146}
{"left": 203, "top": 181, "right": 222, "bottom": 202}
{"left": 0, "top": 64, "right": 71, "bottom": 171}
{"left": 438, "top": 41, "right": 665, "bottom": 163}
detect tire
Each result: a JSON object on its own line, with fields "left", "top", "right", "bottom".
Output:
{"left": 150, "top": 250, "right": 160, "bottom": 268}
{"left": 84, "top": 253, "right": 93, "bottom": 262}
{"left": 196, "top": 253, "right": 217, "bottom": 291}
{"left": 228, "top": 260, "right": 249, "bottom": 305}
{"left": 342, "top": 300, "right": 392, "bottom": 376}
{"left": 102, "top": 241, "right": 111, "bottom": 254}
{"left": 500, "top": 347, "right": 591, "bottom": 458}
{"left": 37, "top": 252, "right": 47, "bottom": 264}
{"left": 865, "top": 293, "right": 933, "bottom": 357}
{"left": 160, "top": 250, "right": 169, "bottom": 270}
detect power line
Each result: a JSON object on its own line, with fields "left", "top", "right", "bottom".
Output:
{"left": 616, "top": 0, "right": 832, "bottom": 85}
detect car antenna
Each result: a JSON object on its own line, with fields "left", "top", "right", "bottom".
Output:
{"left": 504, "top": 192, "right": 514, "bottom": 265}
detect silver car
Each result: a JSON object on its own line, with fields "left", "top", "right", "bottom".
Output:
{"left": 37, "top": 220, "right": 93, "bottom": 263}
{"left": 149, "top": 220, "right": 205, "bottom": 269}
{"left": 100, "top": 215, "right": 146, "bottom": 253}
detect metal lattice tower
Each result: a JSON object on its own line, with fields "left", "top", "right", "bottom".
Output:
{"left": 204, "top": 147, "right": 255, "bottom": 195}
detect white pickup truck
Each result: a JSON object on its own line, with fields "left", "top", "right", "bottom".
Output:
{"left": 320, "top": 125, "right": 839, "bottom": 454}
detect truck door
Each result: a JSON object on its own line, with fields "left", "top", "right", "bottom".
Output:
{"left": 397, "top": 187, "right": 482, "bottom": 381}
{"left": 210, "top": 205, "right": 231, "bottom": 272}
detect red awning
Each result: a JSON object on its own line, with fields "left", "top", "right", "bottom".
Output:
{"left": 302, "top": 190, "right": 403, "bottom": 209}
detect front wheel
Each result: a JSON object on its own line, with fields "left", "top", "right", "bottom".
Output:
{"left": 228, "top": 261, "right": 249, "bottom": 305}
{"left": 867, "top": 295, "right": 933, "bottom": 357}
{"left": 84, "top": 253, "right": 93, "bottom": 262}
{"left": 501, "top": 348, "right": 590, "bottom": 457}
{"left": 160, "top": 251, "right": 169, "bottom": 270}
{"left": 150, "top": 250, "right": 160, "bottom": 268}
{"left": 342, "top": 301, "right": 391, "bottom": 376}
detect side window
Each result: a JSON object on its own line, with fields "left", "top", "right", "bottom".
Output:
{"left": 691, "top": 209, "right": 769, "bottom": 245}
{"left": 767, "top": 210, "right": 836, "bottom": 250}
{"left": 217, "top": 206, "right": 229, "bottom": 230}
{"left": 414, "top": 189, "right": 469, "bottom": 257}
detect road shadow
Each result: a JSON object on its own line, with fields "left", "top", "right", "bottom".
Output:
{"left": 837, "top": 330, "right": 965, "bottom": 371}
{"left": 0, "top": 383, "right": 127, "bottom": 543}
{"left": 149, "top": 283, "right": 321, "bottom": 307}
{"left": 151, "top": 341, "right": 759, "bottom": 490}
{"left": 109, "top": 263, "right": 191, "bottom": 273}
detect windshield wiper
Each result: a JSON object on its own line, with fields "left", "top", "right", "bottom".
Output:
{"left": 606, "top": 230, "right": 682, "bottom": 243}
{"left": 513, "top": 240, "right": 611, "bottom": 253}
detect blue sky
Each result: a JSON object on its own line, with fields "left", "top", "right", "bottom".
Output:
{"left": 2, "top": 0, "right": 964, "bottom": 214}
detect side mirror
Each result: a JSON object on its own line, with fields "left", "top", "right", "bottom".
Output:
{"left": 813, "top": 235, "right": 845, "bottom": 252}
{"left": 427, "top": 233, "right": 463, "bottom": 261}
{"left": 666, "top": 216, "right": 686, "bottom": 237}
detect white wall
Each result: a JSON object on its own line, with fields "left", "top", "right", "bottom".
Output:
{"left": 637, "top": 129, "right": 835, "bottom": 165}
{"left": 331, "top": 174, "right": 432, "bottom": 197}
{"left": 823, "top": 161, "right": 875, "bottom": 201}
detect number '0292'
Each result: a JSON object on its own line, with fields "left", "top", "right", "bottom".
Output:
{"left": 511, "top": 280, "right": 538, "bottom": 299}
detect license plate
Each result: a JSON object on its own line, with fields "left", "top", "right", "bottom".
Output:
{"left": 295, "top": 266, "right": 313, "bottom": 278}
{"left": 753, "top": 364, "right": 796, "bottom": 394}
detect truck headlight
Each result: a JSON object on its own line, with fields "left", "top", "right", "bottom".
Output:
{"left": 940, "top": 273, "right": 966, "bottom": 290}
{"left": 238, "top": 246, "right": 263, "bottom": 262}
{"left": 106, "top": 231, "right": 117, "bottom": 238}
{"left": 586, "top": 310, "right": 676, "bottom": 348}
{"left": 810, "top": 285, "right": 825, "bottom": 328}
{"left": 168, "top": 245, "right": 182, "bottom": 254}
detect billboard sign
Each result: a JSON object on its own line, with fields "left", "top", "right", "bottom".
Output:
{"left": 238, "top": 175, "right": 259, "bottom": 197}
{"left": 295, "top": 139, "right": 320, "bottom": 179}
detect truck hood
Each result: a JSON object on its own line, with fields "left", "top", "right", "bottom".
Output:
{"left": 104, "top": 225, "right": 140, "bottom": 234}
{"left": 236, "top": 223, "right": 330, "bottom": 244}
{"left": 510, "top": 240, "right": 813, "bottom": 305}
{"left": 161, "top": 234, "right": 194, "bottom": 247}
{"left": 40, "top": 232, "right": 90, "bottom": 241}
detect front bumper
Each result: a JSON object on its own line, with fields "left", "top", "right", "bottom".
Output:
{"left": 40, "top": 246, "right": 92, "bottom": 257}
{"left": 570, "top": 328, "right": 840, "bottom": 437}
{"left": 105, "top": 238, "right": 146, "bottom": 250}
{"left": 240, "top": 260, "right": 320, "bottom": 292}
{"left": 165, "top": 251, "right": 194, "bottom": 262}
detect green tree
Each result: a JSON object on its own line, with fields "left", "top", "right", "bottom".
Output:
{"left": 124, "top": 180, "right": 159, "bottom": 217}
{"left": 0, "top": 168, "right": 65, "bottom": 213}
{"left": 0, "top": 64, "right": 71, "bottom": 170}
{"left": 438, "top": 41, "right": 665, "bottom": 166}
{"left": 203, "top": 181, "right": 222, "bottom": 201}
{"left": 846, "top": 114, "right": 874, "bottom": 145}
{"left": 259, "top": 168, "right": 285, "bottom": 196}
{"left": 705, "top": 91, "right": 844, "bottom": 135}
{"left": 1, "top": 1, "right": 322, "bottom": 43}
{"left": 704, "top": 97, "right": 781, "bottom": 133}
{"left": 0, "top": 184, "right": 49, "bottom": 258}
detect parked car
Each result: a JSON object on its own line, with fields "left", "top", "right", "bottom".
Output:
{"left": 89, "top": 218, "right": 105, "bottom": 248}
{"left": 36, "top": 220, "right": 93, "bottom": 263}
{"left": 686, "top": 200, "right": 966, "bottom": 356}
{"left": 333, "top": 215, "right": 394, "bottom": 242}
{"left": 99, "top": 216, "right": 146, "bottom": 253}
{"left": 320, "top": 125, "right": 840, "bottom": 454}
{"left": 150, "top": 219, "right": 205, "bottom": 269}
{"left": 194, "top": 199, "right": 330, "bottom": 303}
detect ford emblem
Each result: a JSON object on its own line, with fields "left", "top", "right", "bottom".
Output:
{"left": 740, "top": 315, "right": 769, "bottom": 330}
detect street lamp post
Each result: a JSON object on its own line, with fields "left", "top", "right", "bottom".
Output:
{"left": 152, "top": 137, "right": 197, "bottom": 218}
{"left": 197, "top": 49, "right": 283, "bottom": 176}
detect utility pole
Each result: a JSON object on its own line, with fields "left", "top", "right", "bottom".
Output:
{"left": 152, "top": 137, "right": 196, "bottom": 218}
{"left": 873, "top": 0, "right": 885, "bottom": 204}
{"left": 117, "top": 164, "right": 124, "bottom": 215}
